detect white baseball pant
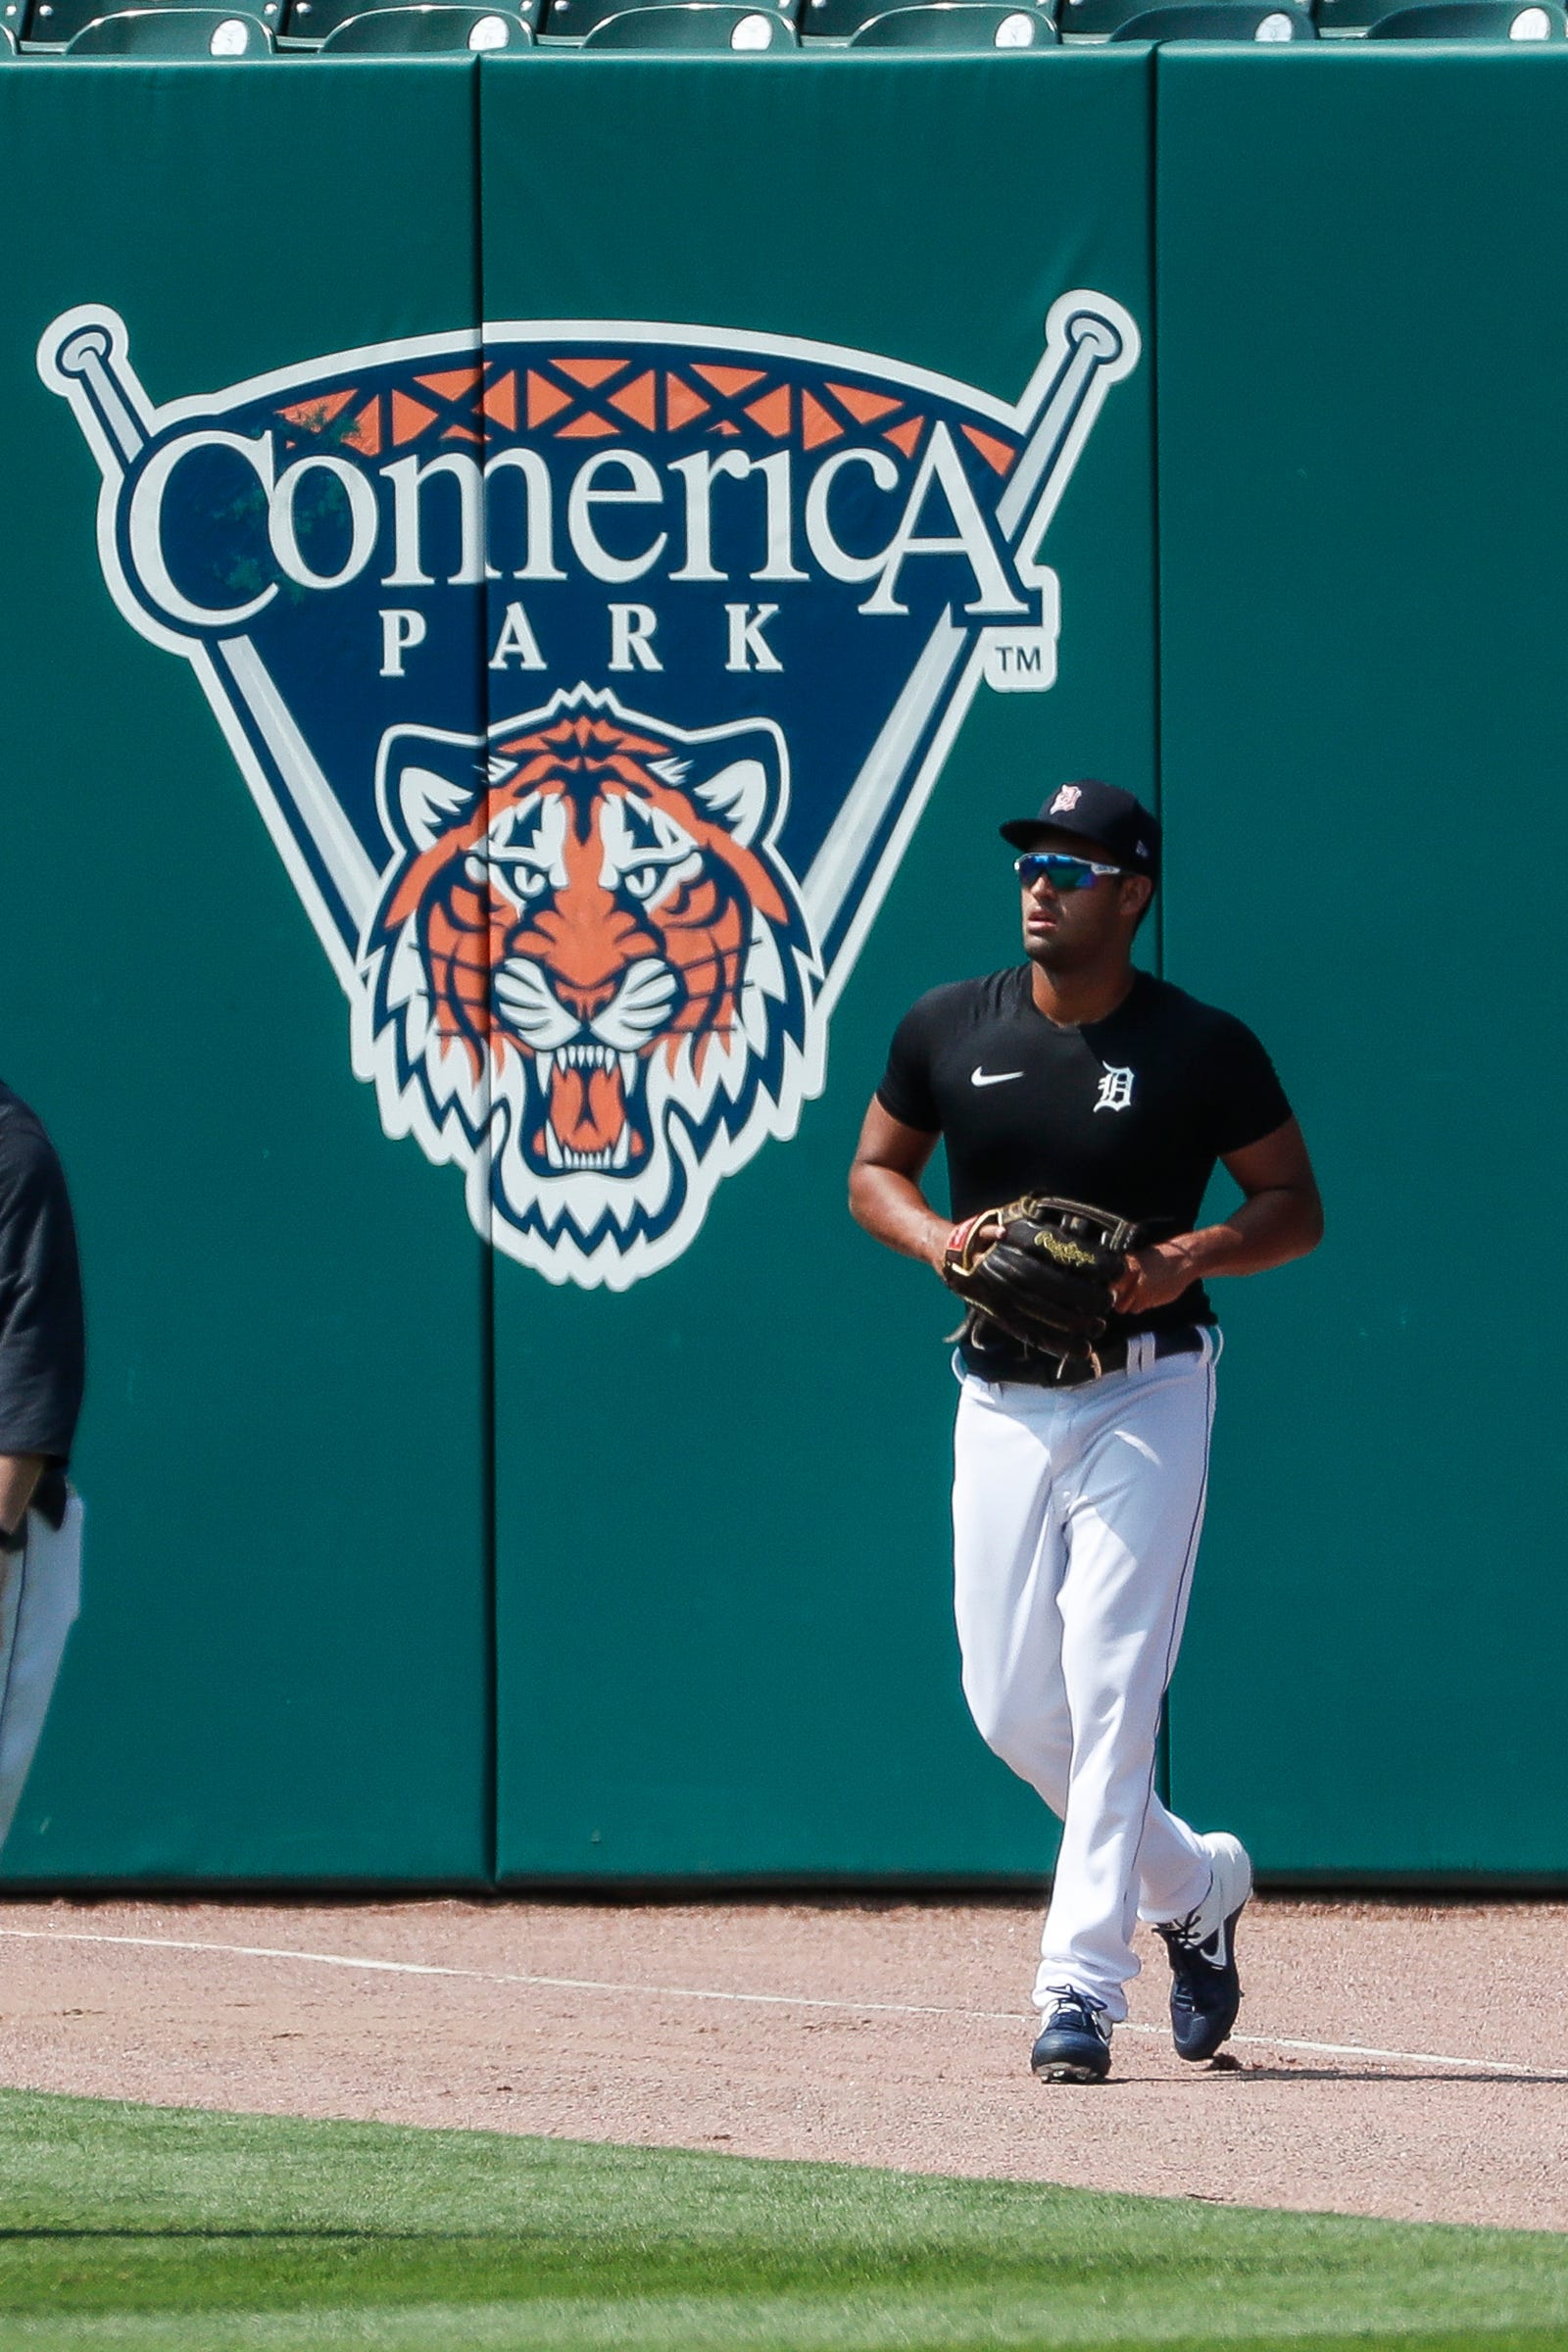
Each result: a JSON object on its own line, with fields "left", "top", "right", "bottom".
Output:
{"left": 0, "top": 1494, "right": 83, "bottom": 1853}
{"left": 952, "top": 1334, "right": 1218, "bottom": 2020}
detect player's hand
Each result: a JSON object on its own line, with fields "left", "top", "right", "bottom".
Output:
{"left": 1113, "top": 1243, "right": 1197, "bottom": 1314}
{"left": 933, "top": 1214, "right": 1002, "bottom": 1274}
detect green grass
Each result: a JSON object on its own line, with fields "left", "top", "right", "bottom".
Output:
{"left": 0, "top": 2086, "right": 1564, "bottom": 2349}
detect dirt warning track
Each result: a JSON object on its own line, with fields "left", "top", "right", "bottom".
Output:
{"left": 0, "top": 1895, "right": 1562, "bottom": 2230}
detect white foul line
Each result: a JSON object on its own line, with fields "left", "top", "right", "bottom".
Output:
{"left": 0, "top": 1925, "right": 1563, "bottom": 2083}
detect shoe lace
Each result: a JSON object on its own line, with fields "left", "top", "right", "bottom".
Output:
{"left": 1158, "top": 1906, "right": 1208, "bottom": 1954}
{"left": 1043, "top": 1984, "right": 1108, "bottom": 2030}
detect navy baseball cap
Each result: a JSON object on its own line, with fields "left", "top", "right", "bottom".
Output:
{"left": 1001, "top": 779, "right": 1161, "bottom": 883}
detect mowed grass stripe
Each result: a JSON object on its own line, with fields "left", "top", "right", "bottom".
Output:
{"left": 0, "top": 2087, "right": 1565, "bottom": 2348}
{"left": 8, "top": 2320, "right": 1568, "bottom": 2352}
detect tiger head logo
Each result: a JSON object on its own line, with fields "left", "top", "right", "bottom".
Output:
{"left": 354, "top": 689, "right": 823, "bottom": 1288}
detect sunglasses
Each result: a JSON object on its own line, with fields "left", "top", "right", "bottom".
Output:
{"left": 1013, "top": 851, "right": 1126, "bottom": 894}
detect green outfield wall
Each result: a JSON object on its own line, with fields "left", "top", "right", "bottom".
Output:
{"left": 0, "top": 45, "right": 1557, "bottom": 1885}
{"left": 1156, "top": 47, "right": 1568, "bottom": 1878}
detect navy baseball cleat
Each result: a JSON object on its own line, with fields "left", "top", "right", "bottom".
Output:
{"left": 1030, "top": 1985, "right": 1112, "bottom": 2082}
{"left": 1154, "top": 1830, "right": 1253, "bottom": 2063}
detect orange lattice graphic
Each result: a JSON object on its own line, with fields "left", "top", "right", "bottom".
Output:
{"left": 270, "top": 352, "right": 1021, "bottom": 473}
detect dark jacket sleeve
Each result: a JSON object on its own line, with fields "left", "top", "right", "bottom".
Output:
{"left": 0, "top": 1099, "right": 85, "bottom": 1466}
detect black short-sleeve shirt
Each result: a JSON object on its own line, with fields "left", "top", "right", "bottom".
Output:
{"left": 0, "top": 1085, "right": 85, "bottom": 1517}
{"left": 876, "top": 966, "right": 1291, "bottom": 1375}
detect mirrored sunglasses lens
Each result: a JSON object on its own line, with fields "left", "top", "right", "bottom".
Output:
{"left": 1017, "top": 852, "right": 1094, "bottom": 892}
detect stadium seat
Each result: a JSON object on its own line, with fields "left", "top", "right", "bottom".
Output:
{"left": 1365, "top": 0, "right": 1563, "bottom": 28}
{"left": 580, "top": 0, "right": 795, "bottom": 34}
{"left": 31, "top": 0, "right": 276, "bottom": 39}
{"left": 321, "top": 1, "right": 529, "bottom": 38}
{"left": 1108, "top": 0, "right": 1311, "bottom": 29}
{"left": 546, "top": 0, "right": 784, "bottom": 37}
{"left": 0, "top": 17, "right": 14, "bottom": 34}
{"left": 849, "top": 2, "right": 1055, "bottom": 37}
{"left": 1052, "top": 0, "right": 1158, "bottom": 30}
{"left": 66, "top": 5, "right": 271, "bottom": 44}
{"left": 1052, "top": 0, "right": 1126, "bottom": 29}
{"left": 284, "top": 0, "right": 529, "bottom": 38}
{"left": 801, "top": 0, "right": 1047, "bottom": 33}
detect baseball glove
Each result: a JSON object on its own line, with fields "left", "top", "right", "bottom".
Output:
{"left": 942, "top": 1196, "right": 1140, "bottom": 1371}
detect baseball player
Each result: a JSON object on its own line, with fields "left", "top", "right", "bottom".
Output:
{"left": 0, "top": 1079, "right": 86, "bottom": 1849}
{"left": 850, "top": 779, "right": 1321, "bottom": 2082}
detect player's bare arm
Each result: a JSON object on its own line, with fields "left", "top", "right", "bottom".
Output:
{"left": 848, "top": 1102, "right": 948, "bottom": 1270}
{"left": 1113, "top": 1115, "right": 1323, "bottom": 1313}
{"left": 0, "top": 1454, "right": 45, "bottom": 1537}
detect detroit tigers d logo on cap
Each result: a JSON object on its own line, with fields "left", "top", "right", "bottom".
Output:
{"left": 39, "top": 295, "right": 1139, "bottom": 1289}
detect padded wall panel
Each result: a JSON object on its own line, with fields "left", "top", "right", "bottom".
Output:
{"left": 4, "top": 62, "right": 491, "bottom": 1879}
{"left": 1156, "top": 48, "right": 1568, "bottom": 1874}
{"left": 481, "top": 53, "right": 1157, "bottom": 1879}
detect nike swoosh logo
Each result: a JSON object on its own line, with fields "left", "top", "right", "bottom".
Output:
{"left": 970, "top": 1068, "right": 1024, "bottom": 1088}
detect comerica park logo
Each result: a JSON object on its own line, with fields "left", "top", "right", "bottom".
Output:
{"left": 40, "top": 296, "right": 1139, "bottom": 1289}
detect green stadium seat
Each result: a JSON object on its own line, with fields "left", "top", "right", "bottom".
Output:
{"left": 1052, "top": 0, "right": 1158, "bottom": 31}
{"left": 546, "top": 0, "right": 785, "bottom": 36}
{"left": 1366, "top": 0, "right": 1564, "bottom": 28}
{"left": 804, "top": 0, "right": 1048, "bottom": 29}
{"left": 580, "top": 1, "right": 796, "bottom": 35}
{"left": 1108, "top": 0, "right": 1311, "bottom": 28}
{"left": 0, "top": 17, "right": 15, "bottom": 35}
{"left": 65, "top": 5, "right": 271, "bottom": 44}
{"left": 284, "top": 0, "right": 530, "bottom": 39}
{"left": 801, "top": 0, "right": 1044, "bottom": 33}
{"left": 849, "top": 2, "right": 1055, "bottom": 38}
{"left": 320, "top": 1, "right": 531, "bottom": 38}
{"left": 30, "top": 0, "right": 276, "bottom": 40}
